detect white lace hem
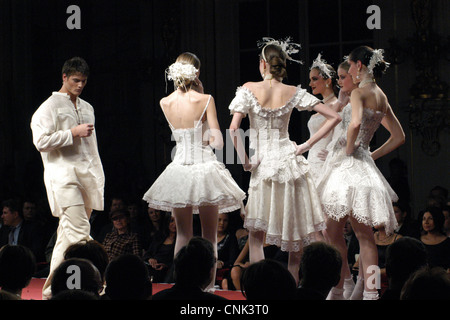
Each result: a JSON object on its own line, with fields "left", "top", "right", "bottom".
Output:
{"left": 244, "top": 218, "right": 327, "bottom": 252}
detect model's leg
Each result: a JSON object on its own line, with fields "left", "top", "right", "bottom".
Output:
{"left": 288, "top": 249, "right": 302, "bottom": 285}
{"left": 42, "top": 205, "right": 91, "bottom": 299}
{"left": 248, "top": 230, "right": 265, "bottom": 263}
{"left": 172, "top": 207, "right": 193, "bottom": 257}
{"left": 198, "top": 205, "right": 219, "bottom": 291}
{"left": 348, "top": 216, "right": 379, "bottom": 300}
{"left": 324, "top": 217, "right": 349, "bottom": 300}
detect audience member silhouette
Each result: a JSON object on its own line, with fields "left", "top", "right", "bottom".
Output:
{"left": 381, "top": 236, "right": 428, "bottom": 300}
{"left": 103, "top": 254, "right": 152, "bottom": 300}
{"left": 240, "top": 259, "right": 297, "bottom": 300}
{"left": 50, "top": 258, "right": 103, "bottom": 298}
{"left": 400, "top": 266, "right": 450, "bottom": 300}
{"left": 297, "top": 242, "right": 342, "bottom": 300}
{"left": 64, "top": 240, "right": 109, "bottom": 283}
{"left": 0, "top": 244, "right": 36, "bottom": 298}
{"left": 152, "top": 237, "right": 226, "bottom": 300}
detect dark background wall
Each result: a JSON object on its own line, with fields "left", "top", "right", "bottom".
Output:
{"left": 1, "top": 0, "right": 448, "bottom": 218}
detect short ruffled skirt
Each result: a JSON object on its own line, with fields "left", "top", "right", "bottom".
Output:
{"left": 244, "top": 140, "right": 326, "bottom": 252}
{"left": 316, "top": 147, "right": 398, "bottom": 234}
{"left": 143, "top": 159, "right": 246, "bottom": 214}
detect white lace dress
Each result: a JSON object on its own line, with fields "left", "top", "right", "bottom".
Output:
{"left": 316, "top": 104, "right": 399, "bottom": 234}
{"left": 306, "top": 113, "right": 333, "bottom": 184}
{"left": 229, "top": 85, "right": 327, "bottom": 252}
{"left": 143, "top": 96, "right": 246, "bottom": 214}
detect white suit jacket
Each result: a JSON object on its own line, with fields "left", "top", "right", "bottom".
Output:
{"left": 31, "top": 92, "right": 105, "bottom": 216}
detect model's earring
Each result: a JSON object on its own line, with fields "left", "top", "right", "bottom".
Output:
{"left": 356, "top": 69, "right": 360, "bottom": 79}
{"left": 325, "top": 84, "right": 329, "bottom": 88}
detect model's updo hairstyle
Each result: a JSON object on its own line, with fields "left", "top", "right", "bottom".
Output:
{"left": 338, "top": 60, "right": 350, "bottom": 72}
{"left": 262, "top": 44, "right": 288, "bottom": 79}
{"left": 348, "top": 46, "right": 388, "bottom": 79}
{"left": 312, "top": 64, "right": 339, "bottom": 96}
{"left": 173, "top": 52, "right": 201, "bottom": 89}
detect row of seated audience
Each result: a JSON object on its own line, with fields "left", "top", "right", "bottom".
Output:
{"left": 0, "top": 185, "right": 449, "bottom": 300}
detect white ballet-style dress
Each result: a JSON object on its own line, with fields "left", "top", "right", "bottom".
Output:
{"left": 143, "top": 95, "right": 246, "bottom": 214}
{"left": 229, "top": 85, "right": 327, "bottom": 252}
{"left": 316, "top": 104, "right": 399, "bottom": 234}
{"left": 306, "top": 113, "right": 333, "bottom": 184}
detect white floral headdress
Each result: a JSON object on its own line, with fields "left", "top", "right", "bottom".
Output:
{"left": 367, "top": 49, "right": 390, "bottom": 75}
{"left": 257, "top": 37, "right": 303, "bottom": 64}
{"left": 310, "top": 53, "right": 335, "bottom": 79}
{"left": 165, "top": 62, "right": 199, "bottom": 90}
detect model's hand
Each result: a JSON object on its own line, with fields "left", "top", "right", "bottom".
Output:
{"left": 71, "top": 123, "right": 94, "bottom": 138}
{"left": 295, "top": 142, "right": 311, "bottom": 155}
{"left": 317, "top": 149, "right": 329, "bottom": 161}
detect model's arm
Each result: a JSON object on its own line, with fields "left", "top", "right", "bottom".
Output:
{"left": 205, "top": 96, "right": 224, "bottom": 150}
{"left": 296, "top": 102, "right": 341, "bottom": 155}
{"left": 229, "top": 112, "right": 252, "bottom": 170}
{"left": 371, "top": 103, "right": 405, "bottom": 161}
{"left": 346, "top": 89, "right": 364, "bottom": 155}
{"left": 31, "top": 106, "right": 72, "bottom": 152}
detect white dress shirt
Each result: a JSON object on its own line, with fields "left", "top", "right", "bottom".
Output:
{"left": 31, "top": 92, "right": 105, "bottom": 216}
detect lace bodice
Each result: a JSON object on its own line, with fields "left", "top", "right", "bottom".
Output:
{"left": 339, "top": 104, "right": 385, "bottom": 149}
{"left": 229, "top": 85, "right": 320, "bottom": 187}
{"left": 162, "top": 96, "right": 215, "bottom": 165}
{"left": 229, "top": 85, "right": 320, "bottom": 149}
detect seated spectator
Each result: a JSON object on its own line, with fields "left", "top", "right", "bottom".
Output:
{"left": 140, "top": 208, "right": 168, "bottom": 250}
{"left": 50, "top": 258, "right": 103, "bottom": 299}
{"left": 400, "top": 266, "right": 450, "bottom": 300}
{"left": 143, "top": 214, "right": 176, "bottom": 283}
{"left": 0, "top": 244, "right": 36, "bottom": 298}
{"left": 381, "top": 236, "right": 428, "bottom": 300}
{"left": 240, "top": 259, "right": 297, "bottom": 300}
{"left": 393, "top": 201, "right": 420, "bottom": 239}
{"left": 103, "top": 254, "right": 152, "bottom": 300}
{"left": 91, "top": 197, "right": 126, "bottom": 243}
{"left": 216, "top": 213, "right": 239, "bottom": 286}
{"left": 152, "top": 237, "right": 227, "bottom": 300}
{"left": 102, "top": 209, "right": 142, "bottom": 262}
{"left": 0, "top": 199, "right": 46, "bottom": 263}
{"left": 343, "top": 219, "right": 359, "bottom": 277}
{"left": 297, "top": 242, "right": 342, "bottom": 300}
{"left": 64, "top": 240, "right": 109, "bottom": 284}
{"left": 419, "top": 207, "right": 450, "bottom": 270}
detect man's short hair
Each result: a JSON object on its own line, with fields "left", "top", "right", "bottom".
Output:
{"left": 62, "top": 57, "right": 90, "bottom": 77}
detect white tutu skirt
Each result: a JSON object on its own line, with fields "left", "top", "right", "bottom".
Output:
{"left": 317, "top": 147, "right": 398, "bottom": 234}
{"left": 244, "top": 145, "right": 326, "bottom": 252}
{"left": 143, "top": 160, "right": 246, "bottom": 214}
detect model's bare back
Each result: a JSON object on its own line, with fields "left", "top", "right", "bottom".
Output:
{"left": 161, "top": 90, "right": 210, "bottom": 129}
{"left": 360, "top": 84, "right": 389, "bottom": 114}
{"left": 244, "top": 82, "right": 297, "bottom": 110}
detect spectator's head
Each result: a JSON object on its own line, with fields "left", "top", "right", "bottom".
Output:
{"left": 2, "top": 199, "right": 23, "bottom": 226}
{"left": 241, "top": 259, "right": 297, "bottom": 300}
{"left": 64, "top": 240, "right": 109, "bottom": 282}
{"left": 385, "top": 236, "right": 428, "bottom": 289}
{"left": 51, "top": 258, "right": 103, "bottom": 298}
{"left": 400, "top": 266, "right": 450, "bottom": 300}
{"left": 110, "top": 209, "right": 130, "bottom": 233}
{"left": 299, "top": 242, "right": 342, "bottom": 295}
{"left": 173, "top": 237, "right": 215, "bottom": 289}
{"left": 0, "top": 245, "right": 36, "bottom": 295}
{"left": 420, "top": 207, "right": 446, "bottom": 235}
{"left": 104, "top": 254, "right": 152, "bottom": 300}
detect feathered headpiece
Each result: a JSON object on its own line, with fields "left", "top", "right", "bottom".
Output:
{"left": 310, "top": 53, "right": 335, "bottom": 79}
{"left": 367, "top": 49, "right": 390, "bottom": 75}
{"left": 257, "top": 37, "right": 303, "bottom": 64}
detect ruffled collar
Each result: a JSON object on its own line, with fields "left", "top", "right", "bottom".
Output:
{"left": 236, "top": 85, "right": 307, "bottom": 117}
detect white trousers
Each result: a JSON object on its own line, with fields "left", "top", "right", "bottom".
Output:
{"left": 42, "top": 205, "right": 92, "bottom": 300}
